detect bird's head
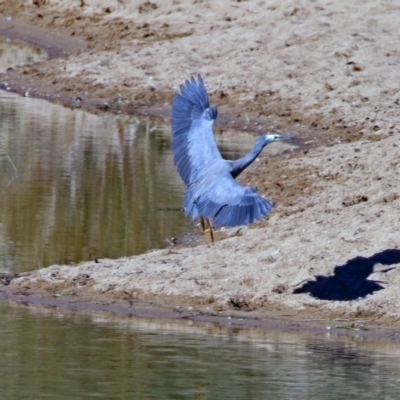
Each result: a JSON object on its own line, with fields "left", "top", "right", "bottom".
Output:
{"left": 254, "top": 132, "right": 295, "bottom": 150}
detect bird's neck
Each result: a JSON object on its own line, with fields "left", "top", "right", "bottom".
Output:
{"left": 230, "top": 144, "right": 265, "bottom": 179}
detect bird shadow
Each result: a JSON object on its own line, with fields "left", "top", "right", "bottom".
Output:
{"left": 293, "top": 249, "right": 400, "bottom": 301}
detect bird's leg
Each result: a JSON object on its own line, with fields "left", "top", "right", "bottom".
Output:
{"left": 199, "top": 217, "right": 215, "bottom": 242}
{"left": 206, "top": 218, "right": 214, "bottom": 242}
{"left": 199, "top": 216, "right": 206, "bottom": 233}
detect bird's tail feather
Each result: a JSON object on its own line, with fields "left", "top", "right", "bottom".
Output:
{"left": 196, "top": 194, "right": 272, "bottom": 227}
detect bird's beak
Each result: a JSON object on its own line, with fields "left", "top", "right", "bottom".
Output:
{"left": 275, "top": 134, "right": 296, "bottom": 141}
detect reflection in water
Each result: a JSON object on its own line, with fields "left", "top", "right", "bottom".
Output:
{"left": 0, "top": 92, "right": 193, "bottom": 272}
{"left": 0, "top": 36, "right": 47, "bottom": 73}
{"left": 1, "top": 302, "right": 400, "bottom": 399}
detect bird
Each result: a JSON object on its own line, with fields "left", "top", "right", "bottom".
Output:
{"left": 171, "top": 74, "right": 293, "bottom": 242}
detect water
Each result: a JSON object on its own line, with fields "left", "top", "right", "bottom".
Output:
{"left": 0, "top": 91, "right": 199, "bottom": 272}
{"left": 1, "top": 301, "right": 400, "bottom": 399}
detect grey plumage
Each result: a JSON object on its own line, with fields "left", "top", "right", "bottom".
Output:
{"left": 171, "top": 74, "right": 293, "bottom": 229}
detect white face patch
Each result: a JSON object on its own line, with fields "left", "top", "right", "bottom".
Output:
{"left": 264, "top": 133, "right": 281, "bottom": 141}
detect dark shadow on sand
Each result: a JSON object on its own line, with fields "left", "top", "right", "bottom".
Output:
{"left": 293, "top": 249, "right": 400, "bottom": 301}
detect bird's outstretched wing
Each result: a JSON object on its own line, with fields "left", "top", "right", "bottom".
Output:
{"left": 187, "top": 173, "right": 273, "bottom": 227}
{"left": 172, "top": 75, "right": 222, "bottom": 186}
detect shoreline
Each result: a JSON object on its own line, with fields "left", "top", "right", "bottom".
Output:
{"left": 0, "top": 1, "right": 400, "bottom": 336}
{"left": 2, "top": 287, "right": 400, "bottom": 341}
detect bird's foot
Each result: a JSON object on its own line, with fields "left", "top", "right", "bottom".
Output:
{"left": 199, "top": 217, "right": 215, "bottom": 242}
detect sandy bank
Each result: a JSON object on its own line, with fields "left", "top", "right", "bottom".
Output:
{"left": 0, "top": 0, "right": 399, "bottom": 331}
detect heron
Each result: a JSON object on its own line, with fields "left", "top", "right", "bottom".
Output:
{"left": 171, "top": 74, "right": 293, "bottom": 242}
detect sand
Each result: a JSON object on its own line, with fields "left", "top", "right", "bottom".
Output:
{"left": 0, "top": 0, "right": 400, "bottom": 331}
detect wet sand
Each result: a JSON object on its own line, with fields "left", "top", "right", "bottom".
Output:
{"left": 1, "top": 1, "right": 400, "bottom": 333}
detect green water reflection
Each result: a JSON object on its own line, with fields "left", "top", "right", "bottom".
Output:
{"left": 0, "top": 92, "right": 193, "bottom": 272}
{"left": 1, "top": 302, "right": 400, "bottom": 399}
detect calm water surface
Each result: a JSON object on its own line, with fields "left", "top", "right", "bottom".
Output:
{"left": 0, "top": 91, "right": 197, "bottom": 272}
{"left": 1, "top": 301, "right": 400, "bottom": 399}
